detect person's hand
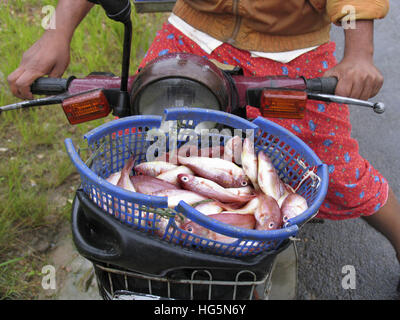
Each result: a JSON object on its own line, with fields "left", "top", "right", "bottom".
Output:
{"left": 7, "top": 31, "right": 71, "bottom": 100}
{"left": 324, "top": 55, "right": 384, "bottom": 100}
{"left": 324, "top": 20, "right": 384, "bottom": 101}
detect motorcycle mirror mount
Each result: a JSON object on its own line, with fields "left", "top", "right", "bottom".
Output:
{"left": 89, "top": 0, "right": 133, "bottom": 118}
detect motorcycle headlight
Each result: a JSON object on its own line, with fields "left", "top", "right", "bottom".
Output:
{"left": 130, "top": 53, "right": 231, "bottom": 117}
{"left": 134, "top": 78, "right": 220, "bottom": 116}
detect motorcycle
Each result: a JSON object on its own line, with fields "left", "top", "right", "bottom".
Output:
{"left": 0, "top": 0, "right": 385, "bottom": 300}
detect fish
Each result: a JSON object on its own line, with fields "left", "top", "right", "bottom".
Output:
{"left": 181, "top": 212, "right": 256, "bottom": 243}
{"left": 223, "top": 136, "right": 243, "bottom": 164}
{"left": 277, "top": 183, "right": 295, "bottom": 208}
{"left": 226, "top": 186, "right": 255, "bottom": 196}
{"left": 177, "top": 174, "right": 254, "bottom": 204}
{"left": 281, "top": 193, "right": 308, "bottom": 224}
{"left": 135, "top": 161, "right": 178, "bottom": 177}
{"left": 156, "top": 166, "right": 194, "bottom": 187}
{"left": 106, "top": 171, "right": 122, "bottom": 185}
{"left": 130, "top": 175, "right": 180, "bottom": 195}
{"left": 257, "top": 151, "right": 285, "bottom": 201}
{"left": 254, "top": 193, "right": 282, "bottom": 230}
{"left": 151, "top": 189, "right": 209, "bottom": 208}
{"left": 241, "top": 138, "right": 259, "bottom": 190}
{"left": 220, "top": 197, "right": 260, "bottom": 215}
{"left": 117, "top": 155, "right": 136, "bottom": 192}
{"left": 154, "top": 216, "right": 183, "bottom": 238}
{"left": 194, "top": 201, "right": 224, "bottom": 215}
{"left": 178, "top": 156, "right": 249, "bottom": 188}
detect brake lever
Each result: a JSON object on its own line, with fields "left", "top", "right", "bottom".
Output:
{"left": 0, "top": 94, "right": 68, "bottom": 115}
{"left": 307, "top": 92, "right": 385, "bottom": 114}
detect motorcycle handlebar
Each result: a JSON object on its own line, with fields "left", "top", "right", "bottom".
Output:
{"left": 30, "top": 76, "right": 75, "bottom": 95}
{"left": 305, "top": 77, "right": 338, "bottom": 95}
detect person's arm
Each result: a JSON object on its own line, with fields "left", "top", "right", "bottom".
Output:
{"left": 7, "top": 0, "right": 94, "bottom": 99}
{"left": 324, "top": 20, "right": 383, "bottom": 100}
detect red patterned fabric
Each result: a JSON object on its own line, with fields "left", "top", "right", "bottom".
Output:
{"left": 137, "top": 22, "right": 389, "bottom": 220}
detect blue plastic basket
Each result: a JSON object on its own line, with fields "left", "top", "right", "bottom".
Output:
{"left": 65, "top": 108, "right": 328, "bottom": 257}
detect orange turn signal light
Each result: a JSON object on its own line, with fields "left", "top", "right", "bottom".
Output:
{"left": 62, "top": 89, "right": 111, "bottom": 125}
{"left": 260, "top": 89, "right": 307, "bottom": 119}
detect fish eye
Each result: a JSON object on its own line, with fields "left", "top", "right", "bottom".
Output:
{"left": 181, "top": 176, "right": 189, "bottom": 182}
{"left": 283, "top": 216, "right": 288, "bottom": 222}
{"left": 186, "top": 226, "right": 193, "bottom": 232}
{"left": 268, "top": 222, "right": 275, "bottom": 229}
{"left": 241, "top": 180, "right": 248, "bottom": 187}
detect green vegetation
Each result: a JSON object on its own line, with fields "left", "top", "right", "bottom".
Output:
{"left": 0, "top": 0, "right": 163, "bottom": 299}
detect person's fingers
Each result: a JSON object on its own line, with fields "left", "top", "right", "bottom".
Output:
{"left": 370, "top": 74, "right": 384, "bottom": 98}
{"left": 359, "top": 75, "right": 375, "bottom": 101}
{"left": 7, "top": 68, "right": 25, "bottom": 98}
{"left": 349, "top": 77, "right": 365, "bottom": 99}
{"left": 15, "top": 70, "right": 44, "bottom": 100}
{"left": 48, "top": 62, "right": 67, "bottom": 78}
{"left": 335, "top": 76, "right": 353, "bottom": 98}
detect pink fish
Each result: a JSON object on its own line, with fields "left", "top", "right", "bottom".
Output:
{"left": 241, "top": 138, "right": 259, "bottom": 190}
{"left": 277, "top": 183, "right": 295, "bottom": 208}
{"left": 177, "top": 174, "right": 254, "bottom": 204}
{"left": 135, "top": 161, "right": 178, "bottom": 177}
{"left": 130, "top": 175, "right": 179, "bottom": 195}
{"left": 226, "top": 186, "right": 255, "bottom": 196}
{"left": 254, "top": 193, "right": 282, "bottom": 230}
{"left": 223, "top": 136, "right": 243, "bottom": 164}
{"left": 181, "top": 213, "right": 256, "bottom": 243}
{"left": 117, "top": 155, "right": 136, "bottom": 192}
{"left": 178, "top": 156, "right": 249, "bottom": 188}
{"left": 156, "top": 166, "right": 194, "bottom": 187}
{"left": 106, "top": 171, "right": 122, "bottom": 185}
{"left": 281, "top": 193, "right": 308, "bottom": 223}
{"left": 151, "top": 189, "right": 209, "bottom": 208}
{"left": 257, "top": 152, "right": 285, "bottom": 201}
{"left": 221, "top": 197, "right": 260, "bottom": 215}
{"left": 194, "top": 201, "right": 224, "bottom": 215}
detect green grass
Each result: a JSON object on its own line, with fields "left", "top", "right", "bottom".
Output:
{"left": 0, "top": 0, "right": 164, "bottom": 299}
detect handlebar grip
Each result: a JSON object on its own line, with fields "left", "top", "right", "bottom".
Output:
{"left": 306, "top": 77, "right": 338, "bottom": 95}
{"left": 30, "top": 76, "right": 75, "bottom": 95}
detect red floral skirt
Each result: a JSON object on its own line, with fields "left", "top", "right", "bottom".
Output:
{"left": 137, "top": 22, "right": 389, "bottom": 220}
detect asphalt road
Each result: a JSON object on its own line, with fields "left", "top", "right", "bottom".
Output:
{"left": 296, "top": 2, "right": 400, "bottom": 300}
